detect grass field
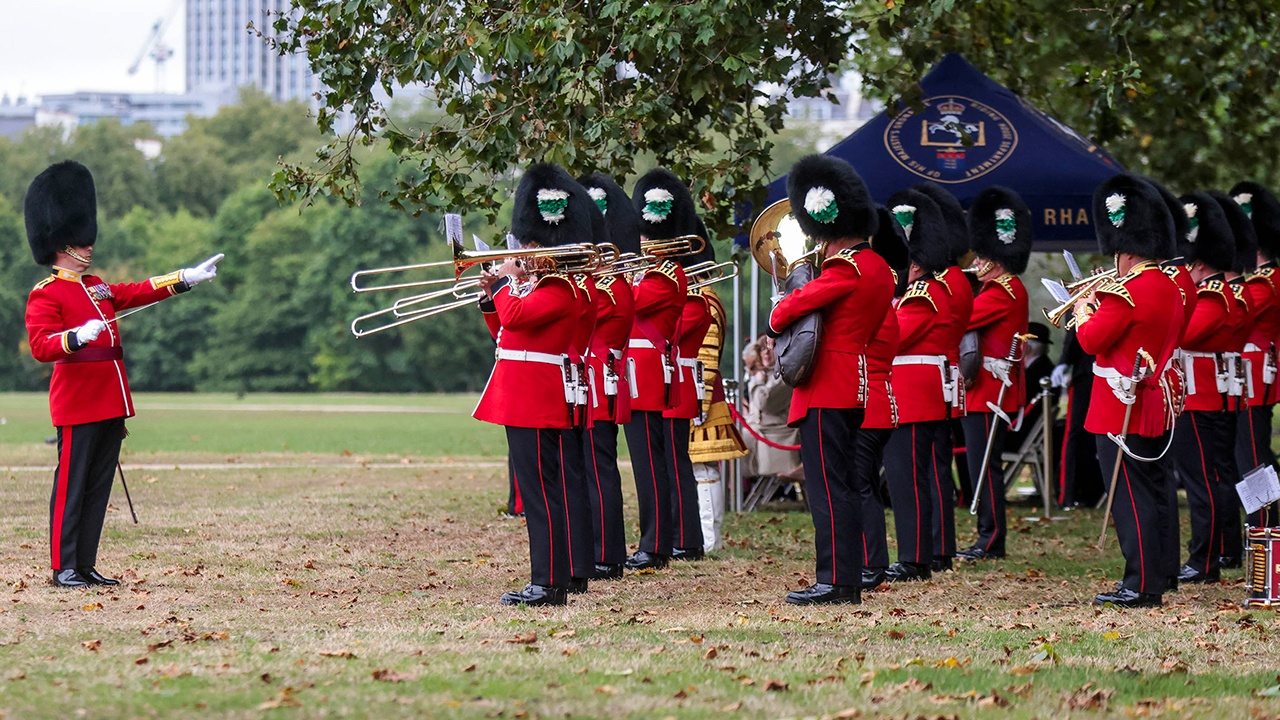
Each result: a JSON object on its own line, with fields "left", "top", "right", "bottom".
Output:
{"left": 1, "top": 394, "right": 1279, "bottom": 719}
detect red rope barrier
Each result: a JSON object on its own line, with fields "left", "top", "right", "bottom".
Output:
{"left": 726, "top": 402, "right": 802, "bottom": 451}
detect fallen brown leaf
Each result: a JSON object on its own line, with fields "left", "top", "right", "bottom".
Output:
{"left": 318, "top": 650, "right": 356, "bottom": 659}
{"left": 371, "top": 669, "right": 414, "bottom": 683}
{"left": 506, "top": 631, "right": 537, "bottom": 644}
{"left": 763, "top": 679, "right": 789, "bottom": 692}
{"left": 81, "top": 640, "right": 101, "bottom": 652}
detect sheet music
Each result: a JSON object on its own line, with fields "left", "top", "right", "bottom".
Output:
{"left": 472, "top": 234, "right": 491, "bottom": 252}
{"left": 1041, "top": 277, "right": 1072, "bottom": 304}
{"left": 1063, "top": 250, "right": 1083, "bottom": 280}
{"left": 1236, "top": 463, "right": 1280, "bottom": 515}
{"left": 444, "top": 214, "right": 464, "bottom": 248}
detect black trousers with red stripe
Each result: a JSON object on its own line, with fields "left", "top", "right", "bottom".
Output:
{"left": 883, "top": 421, "right": 939, "bottom": 565}
{"left": 1173, "top": 411, "right": 1236, "bottom": 574}
{"left": 961, "top": 412, "right": 1007, "bottom": 556}
{"left": 623, "top": 411, "right": 673, "bottom": 556}
{"left": 797, "top": 408, "right": 864, "bottom": 586}
{"left": 583, "top": 421, "right": 627, "bottom": 566}
{"left": 930, "top": 420, "right": 958, "bottom": 561}
{"left": 507, "top": 427, "right": 568, "bottom": 588}
{"left": 665, "top": 417, "right": 705, "bottom": 553}
{"left": 559, "top": 427, "right": 595, "bottom": 580}
{"left": 51, "top": 417, "right": 125, "bottom": 571}
{"left": 1097, "top": 433, "right": 1170, "bottom": 595}
{"left": 853, "top": 428, "right": 891, "bottom": 571}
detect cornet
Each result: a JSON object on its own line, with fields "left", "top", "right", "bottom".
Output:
{"left": 1043, "top": 269, "right": 1117, "bottom": 329}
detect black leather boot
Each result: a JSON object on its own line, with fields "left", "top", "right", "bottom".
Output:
{"left": 785, "top": 583, "right": 861, "bottom": 605}
{"left": 623, "top": 550, "right": 669, "bottom": 570}
{"left": 500, "top": 584, "right": 568, "bottom": 607}
{"left": 79, "top": 568, "right": 120, "bottom": 586}
{"left": 52, "top": 569, "right": 89, "bottom": 588}
{"left": 885, "top": 562, "right": 932, "bottom": 582}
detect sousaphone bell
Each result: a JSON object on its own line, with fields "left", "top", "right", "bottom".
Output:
{"left": 749, "top": 199, "right": 822, "bottom": 387}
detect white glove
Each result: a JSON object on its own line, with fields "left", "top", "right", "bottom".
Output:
{"left": 75, "top": 319, "right": 107, "bottom": 345}
{"left": 182, "top": 253, "right": 224, "bottom": 286}
{"left": 1050, "top": 363, "right": 1070, "bottom": 389}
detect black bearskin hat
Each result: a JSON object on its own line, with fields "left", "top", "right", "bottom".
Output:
{"left": 1230, "top": 182, "right": 1280, "bottom": 262}
{"left": 632, "top": 168, "right": 702, "bottom": 242}
{"left": 785, "top": 154, "right": 877, "bottom": 243}
{"left": 870, "top": 205, "right": 909, "bottom": 295}
{"left": 1139, "top": 177, "right": 1184, "bottom": 261}
{"left": 1178, "top": 192, "right": 1235, "bottom": 273}
{"left": 969, "top": 186, "right": 1033, "bottom": 274}
{"left": 578, "top": 172, "right": 640, "bottom": 256}
{"left": 912, "top": 181, "right": 969, "bottom": 264}
{"left": 1209, "top": 190, "right": 1257, "bottom": 274}
{"left": 886, "top": 188, "right": 951, "bottom": 274}
{"left": 1093, "top": 174, "right": 1174, "bottom": 260}
{"left": 24, "top": 160, "right": 98, "bottom": 266}
{"left": 511, "top": 163, "right": 593, "bottom": 248}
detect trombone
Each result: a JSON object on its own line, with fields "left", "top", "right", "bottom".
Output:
{"left": 1043, "top": 269, "right": 1118, "bottom": 328}
{"left": 349, "top": 243, "right": 603, "bottom": 337}
{"left": 685, "top": 259, "right": 740, "bottom": 290}
{"left": 641, "top": 234, "right": 706, "bottom": 259}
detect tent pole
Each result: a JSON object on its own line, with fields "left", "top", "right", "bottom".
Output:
{"left": 732, "top": 261, "right": 743, "bottom": 514}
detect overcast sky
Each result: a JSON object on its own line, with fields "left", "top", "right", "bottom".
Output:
{"left": 0, "top": 0, "right": 188, "bottom": 100}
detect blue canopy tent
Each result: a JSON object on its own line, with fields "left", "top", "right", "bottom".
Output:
{"left": 757, "top": 53, "right": 1126, "bottom": 252}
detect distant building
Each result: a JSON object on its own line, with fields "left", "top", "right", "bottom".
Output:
{"left": 185, "top": 0, "right": 318, "bottom": 104}
{"left": 37, "top": 91, "right": 221, "bottom": 138}
{"left": 0, "top": 95, "right": 37, "bottom": 139}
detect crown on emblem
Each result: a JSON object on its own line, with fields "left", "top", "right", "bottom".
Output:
{"left": 935, "top": 98, "right": 966, "bottom": 115}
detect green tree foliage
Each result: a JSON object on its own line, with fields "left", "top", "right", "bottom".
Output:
{"left": 849, "top": 0, "right": 1280, "bottom": 189}
{"left": 269, "top": 1, "right": 851, "bottom": 235}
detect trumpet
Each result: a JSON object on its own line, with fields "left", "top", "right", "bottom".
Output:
{"left": 685, "top": 259, "right": 739, "bottom": 291}
{"left": 349, "top": 243, "right": 604, "bottom": 337}
{"left": 641, "top": 234, "right": 706, "bottom": 259}
{"left": 1043, "top": 269, "right": 1117, "bottom": 329}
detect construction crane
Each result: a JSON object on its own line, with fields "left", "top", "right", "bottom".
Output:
{"left": 128, "top": 1, "right": 181, "bottom": 93}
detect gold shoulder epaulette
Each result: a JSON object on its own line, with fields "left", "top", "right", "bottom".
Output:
{"left": 32, "top": 276, "right": 55, "bottom": 291}
{"left": 902, "top": 279, "right": 937, "bottom": 310}
{"left": 535, "top": 272, "right": 576, "bottom": 294}
{"left": 823, "top": 247, "right": 863, "bottom": 276}
{"left": 1199, "top": 279, "right": 1229, "bottom": 303}
{"left": 933, "top": 270, "right": 954, "bottom": 294}
{"left": 1231, "top": 282, "right": 1250, "bottom": 309}
{"left": 596, "top": 275, "right": 617, "bottom": 302}
{"left": 574, "top": 274, "right": 590, "bottom": 291}
{"left": 655, "top": 259, "right": 680, "bottom": 283}
{"left": 689, "top": 286, "right": 704, "bottom": 297}
{"left": 1162, "top": 265, "right": 1181, "bottom": 280}
{"left": 1097, "top": 277, "right": 1135, "bottom": 307}
{"left": 994, "top": 273, "right": 1017, "bottom": 299}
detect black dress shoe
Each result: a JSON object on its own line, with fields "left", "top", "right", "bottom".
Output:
{"left": 931, "top": 557, "right": 953, "bottom": 573}
{"left": 567, "top": 577, "right": 589, "bottom": 594}
{"left": 500, "top": 584, "right": 567, "bottom": 607}
{"left": 1219, "top": 555, "right": 1242, "bottom": 569}
{"left": 1165, "top": 576, "right": 1179, "bottom": 592}
{"left": 1177, "top": 564, "right": 1220, "bottom": 583}
{"left": 593, "top": 563, "right": 624, "bottom": 580}
{"left": 785, "top": 583, "right": 860, "bottom": 605}
{"left": 885, "top": 562, "right": 932, "bottom": 582}
{"left": 861, "top": 567, "right": 886, "bottom": 591}
{"left": 671, "top": 546, "right": 705, "bottom": 561}
{"left": 956, "top": 546, "right": 1005, "bottom": 561}
{"left": 79, "top": 568, "right": 120, "bottom": 586}
{"left": 1093, "top": 587, "right": 1162, "bottom": 608}
{"left": 624, "top": 550, "right": 669, "bottom": 571}
{"left": 52, "top": 569, "right": 89, "bottom": 588}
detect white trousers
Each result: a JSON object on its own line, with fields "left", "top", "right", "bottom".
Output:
{"left": 694, "top": 462, "right": 723, "bottom": 552}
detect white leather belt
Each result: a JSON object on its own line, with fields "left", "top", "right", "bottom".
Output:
{"left": 1179, "top": 350, "right": 1218, "bottom": 396}
{"left": 1245, "top": 343, "right": 1264, "bottom": 353}
{"left": 1093, "top": 362, "right": 1137, "bottom": 406}
{"left": 895, "top": 354, "right": 952, "bottom": 404}
{"left": 677, "top": 357, "right": 705, "bottom": 403}
{"left": 628, "top": 338, "right": 656, "bottom": 349}
{"left": 496, "top": 348, "right": 566, "bottom": 366}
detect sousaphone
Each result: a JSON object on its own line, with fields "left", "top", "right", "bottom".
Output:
{"left": 749, "top": 199, "right": 822, "bottom": 387}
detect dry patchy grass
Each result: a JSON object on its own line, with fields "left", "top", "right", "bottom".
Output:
{"left": 0, "top": 461, "right": 1279, "bottom": 719}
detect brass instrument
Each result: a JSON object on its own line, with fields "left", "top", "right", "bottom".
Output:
{"left": 641, "top": 234, "right": 706, "bottom": 259}
{"left": 349, "top": 243, "right": 603, "bottom": 337}
{"left": 748, "top": 198, "right": 821, "bottom": 386}
{"left": 1043, "top": 269, "right": 1118, "bottom": 329}
{"left": 685, "top": 259, "right": 740, "bottom": 291}
{"left": 594, "top": 252, "right": 656, "bottom": 279}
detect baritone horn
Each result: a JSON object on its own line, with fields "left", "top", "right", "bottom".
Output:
{"left": 641, "top": 234, "right": 706, "bottom": 259}
{"left": 748, "top": 198, "right": 821, "bottom": 386}
{"left": 685, "top": 259, "right": 740, "bottom": 290}
{"left": 349, "top": 243, "right": 603, "bottom": 337}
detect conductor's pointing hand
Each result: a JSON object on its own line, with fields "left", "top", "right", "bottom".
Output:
{"left": 182, "top": 253, "right": 225, "bottom": 286}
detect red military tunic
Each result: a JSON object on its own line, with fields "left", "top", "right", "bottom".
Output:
{"left": 663, "top": 289, "right": 713, "bottom": 420}
{"left": 768, "top": 244, "right": 896, "bottom": 426}
{"left": 628, "top": 260, "right": 687, "bottom": 413}
{"left": 1179, "top": 278, "right": 1236, "bottom": 413}
{"left": 586, "top": 275, "right": 635, "bottom": 424}
{"left": 1078, "top": 262, "right": 1183, "bottom": 436}
{"left": 891, "top": 277, "right": 954, "bottom": 424}
{"left": 1227, "top": 279, "right": 1256, "bottom": 411}
{"left": 568, "top": 275, "right": 598, "bottom": 425}
{"left": 1241, "top": 264, "right": 1280, "bottom": 406}
{"left": 964, "top": 273, "right": 1028, "bottom": 415}
{"left": 1162, "top": 264, "right": 1199, "bottom": 345}
{"left": 475, "top": 273, "right": 578, "bottom": 429}
{"left": 26, "top": 266, "right": 187, "bottom": 427}
{"left": 863, "top": 302, "right": 900, "bottom": 430}
{"left": 937, "top": 265, "right": 974, "bottom": 417}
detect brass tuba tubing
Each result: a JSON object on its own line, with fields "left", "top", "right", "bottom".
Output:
{"left": 640, "top": 234, "right": 706, "bottom": 258}
{"left": 685, "top": 259, "right": 740, "bottom": 290}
